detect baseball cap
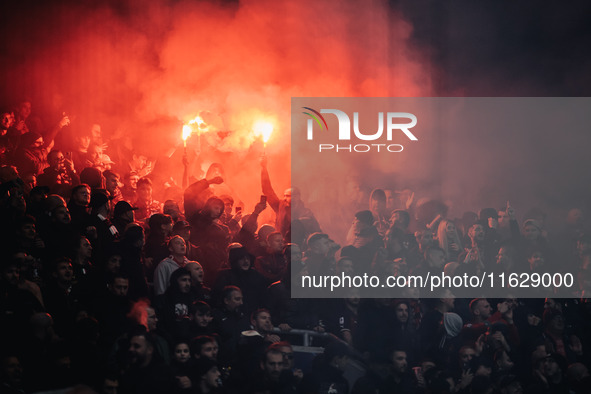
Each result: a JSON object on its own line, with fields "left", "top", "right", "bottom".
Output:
{"left": 114, "top": 200, "right": 138, "bottom": 217}
{"left": 90, "top": 189, "right": 114, "bottom": 209}
{"left": 173, "top": 220, "right": 192, "bottom": 232}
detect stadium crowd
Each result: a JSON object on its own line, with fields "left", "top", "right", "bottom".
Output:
{"left": 1, "top": 98, "right": 591, "bottom": 394}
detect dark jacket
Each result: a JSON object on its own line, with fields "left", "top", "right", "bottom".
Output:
{"left": 213, "top": 247, "right": 268, "bottom": 315}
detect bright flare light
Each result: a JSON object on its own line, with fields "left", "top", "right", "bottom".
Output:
{"left": 253, "top": 121, "right": 274, "bottom": 145}
{"left": 189, "top": 116, "right": 206, "bottom": 130}
{"left": 182, "top": 124, "right": 192, "bottom": 147}
{"left": 182, "top": 115, "right": 210, "bottom": 148}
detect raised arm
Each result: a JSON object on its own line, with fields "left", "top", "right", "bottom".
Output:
{"left": 260, "top": 156, "right": 280, "bottom": 212}
{"left": 183, "top": 176, "right": 223, "bottom": 219}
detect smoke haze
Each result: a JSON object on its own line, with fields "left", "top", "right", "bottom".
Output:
{"left": 2, "top": 0, "right": 591, "bottom": 235}
{"left": 1, "top": 0, "right": 432, "bottom": 212}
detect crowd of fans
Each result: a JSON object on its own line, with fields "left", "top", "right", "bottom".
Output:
{"left": 1, "top": 98, "right": 591, "bottom": 394}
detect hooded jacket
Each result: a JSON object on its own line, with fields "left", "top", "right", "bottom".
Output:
{"left": 212, "top": 246, "right": 268, "bottom": 314}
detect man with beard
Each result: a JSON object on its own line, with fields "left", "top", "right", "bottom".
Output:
{"left": 236, "top": 309, "right": 281, "bottom": 380}
{"left": 42, "top": 258, "right": 86, "bottom": 339}
{"left": 124, "top": 300, "right": 171, "bottom": 365}
{"left": 261, "top": 156, "right": 320, "bottom": 242}
{"left": 246, "top": 347, "right": 297, "bottom": 394}
{"left": 67, "top": 184, "right": 91, "bottom": 233}
{"left": 13, "top": 132, "right": 47, "bottom": 176}
{"left": 379, "top": 349, "right": 417, "bottom": 393}
{"left": 120, "top": 328, "right": 176, "bottom": 394}
{"left": 188, "top": 197, "right": 230, "bottom": 287}
{"left": 155, "top": 268, "right": 199, "bottom": 341}
{"left": 37, "top": 150, "right": 79, "bottom": 198}
{"left": 190, "top": 335, "right": 220, "bottom": 361}
{"left": 93, "top": 273, "right": 132, "bottom": 347}
{"left": 459, "top": 223, "right": 496, "bottom": 271}
{"left": 39, "top": 194, "right": 77, "bottom": 261}
{"left": 254, "top": 231, "right": 286, "bottom": 283}
{"left": 212, "top": 286, "right": 250, "bottom": 365}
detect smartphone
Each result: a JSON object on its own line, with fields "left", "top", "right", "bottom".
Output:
{"left": 260, "top": 195, "right": 267, "bottom": 204}
{"left": 235, "top": 206, "right": 242, "bottom": 214}
{"left": 64, "top": 151, "right": 72, "bottom": 160}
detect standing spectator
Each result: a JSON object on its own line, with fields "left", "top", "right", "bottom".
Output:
{"left": 369, "top": 188, "right": 390, "bottom": 237}
{"left": 112, "top": 200, "right": 138, "bottom": 234}
{"left": 103, "top": 170, "right": 123, "bottom": 204}
{"left": 144, "top": 213, "right": 173, "bottom": 281}
{"left": 155, "top": 268, "right": 198, "bottom": 341}
{"left": 246, "top": 346, "right": 298, "bottom": 394}
{"left": 170, "top": 341, "right": 194, "bottom": 393}
{"left": 37, "top": 150, "right": 79, "bottom": 198}
{"left": 88, "top": 189, "right": 119, "bottom": 261}
{"left": 380, "top": 350, "right": 417, "bottom": 393}
{"left": 70, "top": 236, "right": 98, "bottom": 293}
{"left": 299, "top": 341, "right": 351, "bottom": 394}
{"left": 186, "top": 261, "right": 210, "bottom": 302}
{"left": 42, "top": 258, "right": 86, "bottom": 339}
{"left": 153, "top": 235, "right": 189, "bottom": 296}
{"left": 189, "top": 197, "right": 231, "bottom": 287}
{"left": 260, "top": 156, "right": 320, "bottom": 239}
{"left": 235, "top": 308, "right": 281, "bottom": 380}
{"left": 134, "top": 178, "right": 161, "bottom": 221}
{"left": 71, "top": 133, "right": 92, "bottom": 174}
{"left": 212, "top": 286, "right": 249, "bottom": 364}
{"left": 13, "top": 132, "right": 47, "bottom": 176}
{"left": 254, "top": 231, "right": 286, "bottom": 283}
{"left": 121, "top": 171, "right": 139, "bottom": 202}
{"left": 213, "top": 246, "right": 267, "bottom": 315}
{"left": 67, "top": 184, "right": 91, "bottom": 233}
{"left": 437, "top": 219, "right": 463, "bottom": 263}
{"left": 120, "top": 223, "right": 148, "bottom": 299}
{"left": 303, "top": 233, "right": 335, "bottom": 276}
{"left": 163, "top": 199, "right": 184, "bottom": 222}
{"left": 120, "top": 328, "right": 176, "bottom": 394}
{"left": 93, "top": 273, "right": 131, "bottom": 347}
{"left": 193, "top": 358, "right": 222, "bottom": 394}
{"left": 173, "top": 220, "right": 202, "bottom": 262}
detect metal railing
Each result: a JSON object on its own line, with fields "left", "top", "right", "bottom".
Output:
{"left": 271, "top": 327, "right": 330, "bottom": 347}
